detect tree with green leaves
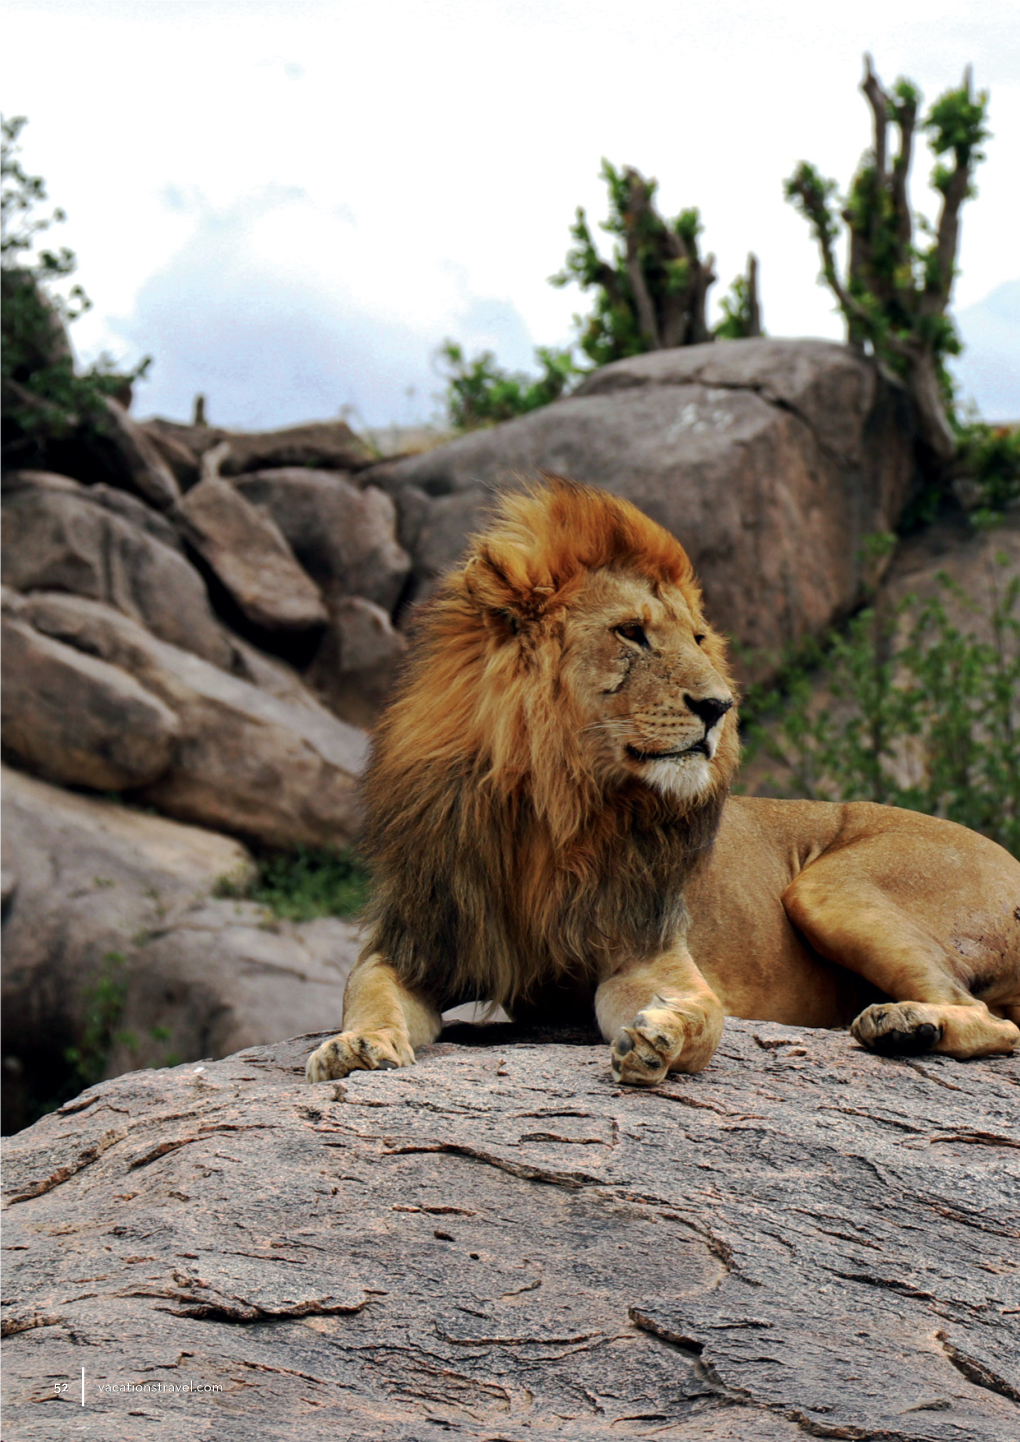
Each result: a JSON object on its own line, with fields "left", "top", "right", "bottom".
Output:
{"left": 437, "top": 340, "right": 578, "bottom": 431}
{"left": 552, "top": 159, "right": 761, "bottom": 365}
{"left": 440, "top": 160, "right": 762, "bottom": 430}
{"left": 785, "top": 56, "right": 988, "bottom": 473}
{"left": 1, "top": 114, "right": 148, "bottom": 454}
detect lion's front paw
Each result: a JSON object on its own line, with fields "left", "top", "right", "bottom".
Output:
{"left": 305, "top": 1029, "right": 416, "bottom": 1082}
{"left": 610, "top": 998, "right": 684, "bottom": 1087}
{"left": 851, "top": 1002, "right": 944, "bottom": 1056}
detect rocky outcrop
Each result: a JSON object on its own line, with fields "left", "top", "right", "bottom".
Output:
{"left": 231, "top": 469, "right": 410, "bottom": 613}
{"left": 88, "top": 397, "right": 182, "bottom": 510}
{"left": 176, "top": 477, "right": 328, "bottom": 635}
{"left": 7, "top": 591, "right": 368, "bottom": 848}
{"left": 3, "top": 1020, "right": 1017, "bottom": 1439}
{"left": 0, "top": 766, "right": 360, "bottom": 1136}
{"left": 304, "top": 594, "right": 409, "bottom": 727}
{"left": 1, "top": 604, "right": 181, "bottom": 790}
{"left": 366, "top": 338, "right": 919, "bottom": 670}
{"left": 141, "top": 416, "right": 376, "bottom": 476}
{"left": 1, "top": 470, "right": 232, "bottom": 667}
{"left": 227, "top": 468, "right": 411, "bottom": 720}
{"left": 880, "top": 509, "right": 1020, "bottom": 640}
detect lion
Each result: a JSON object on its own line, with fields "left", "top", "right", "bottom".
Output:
{"left": 306, "top": 477, "right": 1020, "bottom": 1087}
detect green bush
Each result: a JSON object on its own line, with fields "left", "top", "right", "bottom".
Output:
{"left": 739, "top": 557, "right": 1020, "bottom": 857}
{"left": 440, "top": 159, "right": 761, "bottom": 431}
{"left": 437, "top": 340, "right": 578, "bottom": 431}
{"left": 216, "top": 847, "right": 371, "bottom": 922}
{"left": 1, "top": 115, "right": 148, "bottom": 442}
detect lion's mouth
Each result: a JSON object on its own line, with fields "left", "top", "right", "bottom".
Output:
{"left": 626, "top": 740, "right": 710, "bottom": 763}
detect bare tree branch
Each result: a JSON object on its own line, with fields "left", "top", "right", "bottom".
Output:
{"left": 622, "top": 170, "right": 661, "bottom": 349}
{"left": 746, "top": 254, "right": 762, "bottom": 338}
{"left": 861, "top": 54, "right": 888, "bottom": 180}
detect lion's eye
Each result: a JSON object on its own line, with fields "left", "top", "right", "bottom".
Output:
{"left": 615, "top": 622, "right": 649, "bottom": 648}
{"left": 694, "top": 633, "right": 706, "bottom": 646}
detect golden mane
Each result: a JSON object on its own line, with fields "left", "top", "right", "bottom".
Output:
{"left": 358, "top": 477, "right": 737, "bottom": 1013}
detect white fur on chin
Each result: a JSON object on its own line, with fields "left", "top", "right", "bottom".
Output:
{"left": 643, "top": 753, "right": 713, "bottom": 802}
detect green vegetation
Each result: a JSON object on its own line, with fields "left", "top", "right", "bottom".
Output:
{"left": 955, "top": 422, "right": 1020, "bottom": 528}
{"left": 438, "top": 340, "right": 578, "bottom": 431}
{"left": 1, "top": 115, "right": 148, "bottom": 445}
{"left": 740, "top": 555, "right": 1020, "bottom": 857}
{"left": 784, "top": 57, "right": 1013, "bottom": 520}
{"left": 551, "top": 160, "right": 761, "bottom": 364}
{"left": 62, "top": 950, "right": 129, "bottom": 1092}
{"left": 216, "top": 847, "right": 371, "bottom": 922}
{"left": 440, "top": 159, "right": 760, "bottom": 430}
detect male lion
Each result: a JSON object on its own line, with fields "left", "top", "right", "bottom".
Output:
{"left": 307, "top": 478, "right": 1020, "bottom": 1087}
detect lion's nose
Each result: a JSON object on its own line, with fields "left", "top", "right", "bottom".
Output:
{"left": 684, "top": 694, "right": 733, "bottom": 729}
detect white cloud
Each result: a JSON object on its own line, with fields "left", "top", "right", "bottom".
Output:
{"left": 109, "top": 187, "right": 537, "bottom": 427}
{"left": 4, "top": 0, "right": 1019, "bottom": 426}
{"left": 951, "top": 280, "right": 1020, "bottom": 422}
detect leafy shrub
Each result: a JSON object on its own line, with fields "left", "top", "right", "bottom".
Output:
{"left": 437, "top": 340, "right": 578, "bottom": 430}
{"left": 62, "top": 951, "right": 129, "bottom": 1091}
{"left": 955, "top": 422, "right": 1020, "bottom": 525}
{"left": 1, "top": 115, "right": 148, "bottom": 443}
{"left": 440, "top": 160, "right": 760, "bottom": 430}
{"left": 739, "top": 557, "right": 1020, "bottom": 857}
{"left": 216, "top": 847, "right": 371, "bottom": 922}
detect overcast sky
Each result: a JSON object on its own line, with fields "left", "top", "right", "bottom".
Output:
{"left": 3, "top": 0, "right": 1018, "bottom": 428}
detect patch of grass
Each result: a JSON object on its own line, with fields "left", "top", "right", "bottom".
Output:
{"left": 215, "top": 847, "right": 371, "bottom": 922}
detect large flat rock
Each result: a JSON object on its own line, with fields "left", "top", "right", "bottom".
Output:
{"left": 3, "top": 1020, "right": 1017, "bottom": 1440}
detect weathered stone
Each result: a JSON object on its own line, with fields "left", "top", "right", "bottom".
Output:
{"left": 366, "top": 339, "right": 918, "bottom": 672}
{"left": 232, "top": 469, "right": 410, "bottom": 613}
{"left": 1, "top": 611, "right": 180, "bottom": 790}
{"left": 218, "top": 418, "right": 376, "bottom": 475}
{"left": 139, "top": 423, "right": 201, "bottom": 490}
{"left": 90, "top": 397, "right": 182, "bottom": 510}
{"left": 881, "top": 509, "right": 1020, "bottom": 641}
{"left": 176, "top": 478, "right": 328, "bottom": 634}
{"left": 0, "top": 766, "right": 361, "bottom": 1136}
{"left": 103, "top": 907, "right": 360, "bottom": 1085}
{"left": 229, "top": 636, "right": 345, "bottom": 714}
{"left": 17, "top": 591, "right": 368, "bottom": 847}
{"left": 2, "top": 388, "right": 180, "bottom": 508}
{"left": 2, "top": 1021, "right": 1017, "bottom": 1439}
{"left": 141, "top": 417, "right": 376, "bottom": 473}
{"left": 141, "top": 416, "right": 230, "bottom": 458}
{"left": 305, "top": 595, "right": 409, "bottom": 727}
{"left": 1, "top": 471, "right": 232, "bottom": 668}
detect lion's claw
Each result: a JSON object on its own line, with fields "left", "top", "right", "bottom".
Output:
{"left": 306, "top": 1029, "right": 414, "bottom": 1082}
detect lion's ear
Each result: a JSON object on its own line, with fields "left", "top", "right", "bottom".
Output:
{"left": 463, "top": 543, "right": 551, "bottom": 633}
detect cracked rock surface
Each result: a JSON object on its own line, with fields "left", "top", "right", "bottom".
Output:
{"left": 3, "top": 1019, "right": 1018, "bottom": 1440}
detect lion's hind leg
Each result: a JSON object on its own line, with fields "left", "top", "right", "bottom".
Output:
{"left": 782, "top": 839, "right": 1020, "bottom": 1060}
{"left": 849, "top": 999, "right": 1018, "bottom": 1057}
{"left": 306, "top": 957, "right": 442, "bottom": 1082}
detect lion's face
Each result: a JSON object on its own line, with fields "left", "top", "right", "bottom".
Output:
{"left": 559, "top": 567, "right": 738, "bottom": 805}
